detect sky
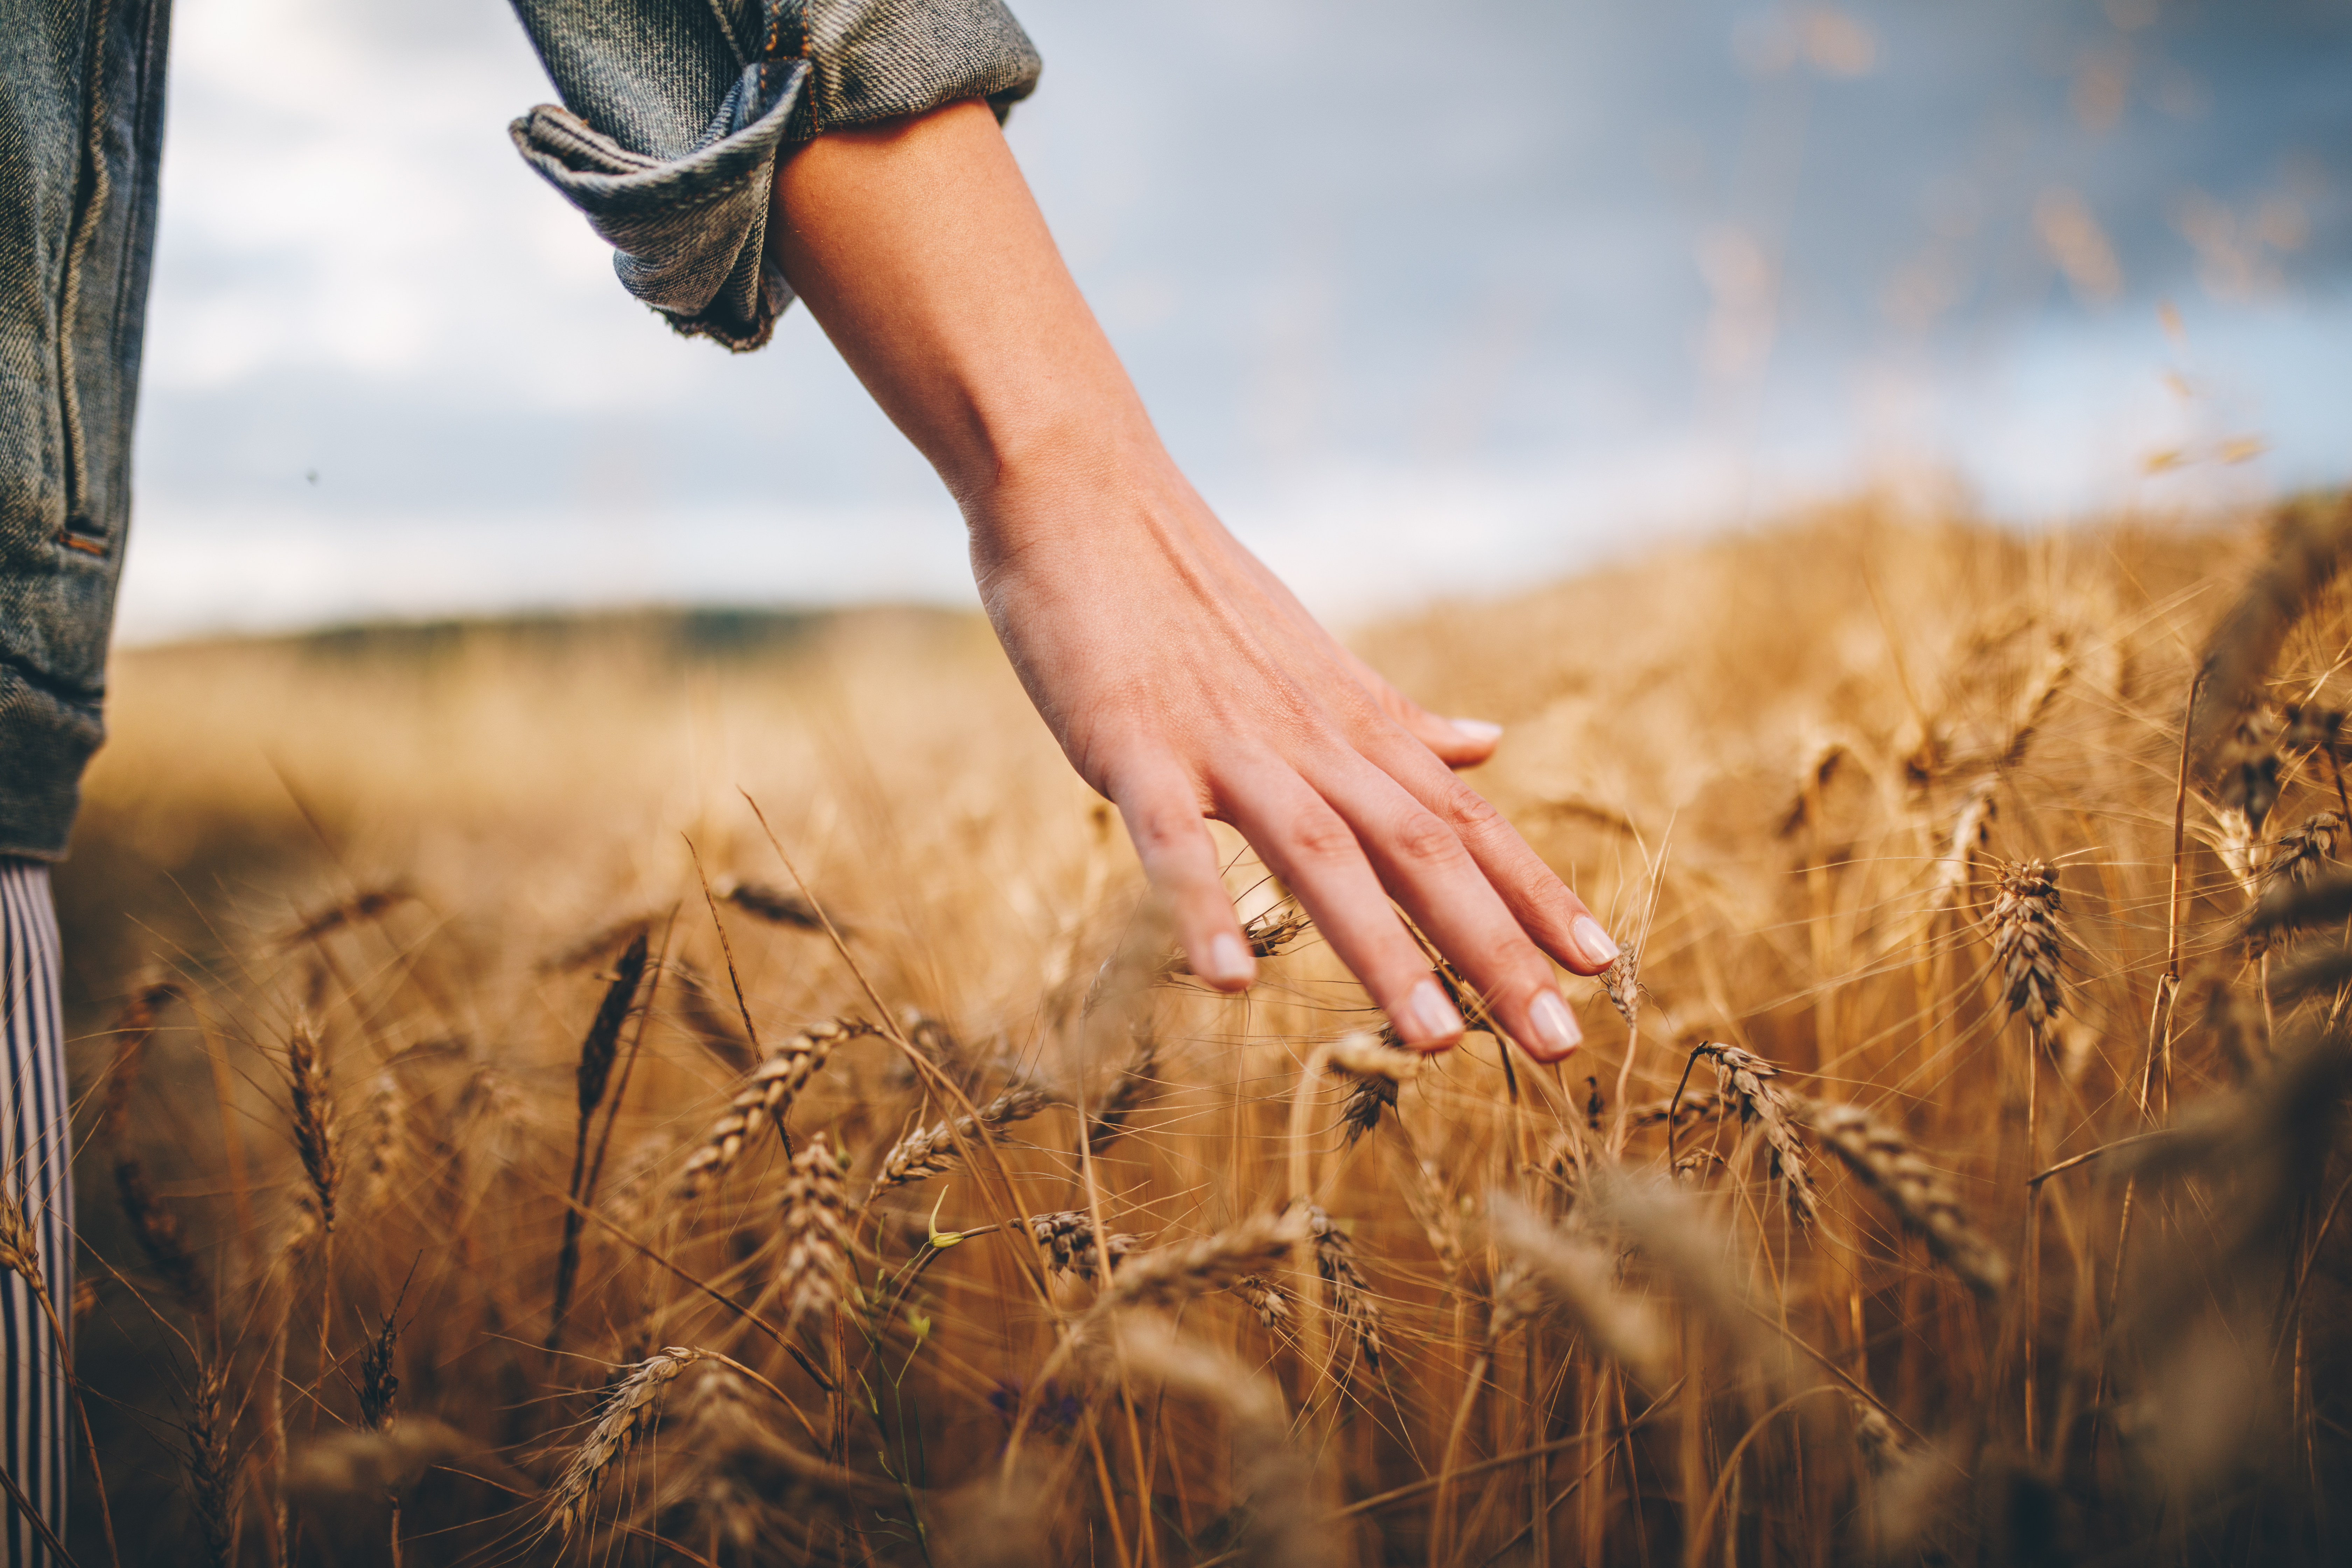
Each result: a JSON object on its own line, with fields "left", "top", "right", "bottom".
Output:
{"left": 118, "top": 0, "right": 2352, "bottom": 640}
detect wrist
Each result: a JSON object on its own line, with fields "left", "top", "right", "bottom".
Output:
{"left": 947, "top": 399, "right": 1171, "bottom": 540}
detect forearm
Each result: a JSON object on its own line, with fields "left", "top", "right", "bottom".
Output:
{"left": 761, "top": 99, "right": 1614, "bottom": 1059}
{"left": 768, "top": 99, "right": 1153, "bottom": 513}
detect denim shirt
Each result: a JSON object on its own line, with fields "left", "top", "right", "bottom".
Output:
{"left": 0, "top": 0, "right": 1039, "bottom": 859}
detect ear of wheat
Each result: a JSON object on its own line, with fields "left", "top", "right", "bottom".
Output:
{"left": 2265, "top": 812, "right": 2344, "bottom": 895}
{"left": 1099, "top": 1206, "right": 1309, "bottom": 1314}
{"left": 1029, "top": 1211, "right": 1138, "bottom": 1282}
{"left": 1231, "top": 1274, "right": 1293, "bottom": 1331}
{"left": 186, "top": 1358, "right": 237, "bottom": 1568}
{"left": 714, "top": 876, "right": 826, "bottom": 928}
{"left": 872, "top": 1083, "right": 1054, "bottom": 1195}
{"left": 273, "top": 882, "right": 415, "bottom": 951}
{"left": 1085, "top": 1031, "right": 1160, "bottom": 1153}
{"left": 1486, "top": 1192, "right": 1668, "bottom": 1386}
{"left": 1328, "top": 1031, "right": 1418, "bottom": 1147}
{"left": 1628, "top": 1088, "right": 1728, "bottom": 1128}
{"left": 1850, "top": 1394, "right": 1907, "bottom": 1476}
{"left": 547, "top": 1346, "right": 709, "bottom": 1537}
{"left": 574, "top": 930, "right": 651, "bottom": 1125}
{"left": 0, "top": 1176, "right": 46, "bottom": 1301}
{"left": 1485, "top": 1258, "right": 1540, "bottom": 1348}
{"left": 2190, "top": 496, "right": 2352, "bottom": 775}
{"left": 360, "top": 1296, "right": 402, "bottom": 1433}
{"left": 357, "top": 1068, "right": 406, "bottom": 1213}
{"left": 1802, "top": 1100, "right": 2008, "bottom": 1298}
{"left": 1599, "top": 944, "right": 1640, "bottom": 1027}
{"left": 677, "top": 1019, "right": 861, "bottom": 1199}
{"left": 1689, "top": 1042, "right": 1819, "bottom": 1226}
{"left": 286, "top": 1016, "right": 342, "bottom": 1234}
{"left": 1306, "top": 1205, "right": 1386, "bottom": 1371}
{"left": 778, "top": 1135, "right": 849, "bottom": 1330}
{"left": 1990, "top": 861, "right": 2064, "bottom": 1032}
{"left": 2248, "top": 866, "right": 2352, "bottom": 944}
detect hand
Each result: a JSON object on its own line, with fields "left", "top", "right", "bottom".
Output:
{"left": 770, "top": 102, "right": 1618, "bottom": 1058}
{"left": 967, "top": 447, "right": 1618, "bottom": 1057}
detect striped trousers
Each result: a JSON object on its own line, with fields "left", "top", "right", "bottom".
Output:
{"left": 0, "top": 860, "right": 71, "bottom": 1566}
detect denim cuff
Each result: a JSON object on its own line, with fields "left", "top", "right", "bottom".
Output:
{"left": 512, "top": 62, "right": 807, "bottom": 351}
{"left": 509, "top": 0, "right": 1041, "bottom": 352}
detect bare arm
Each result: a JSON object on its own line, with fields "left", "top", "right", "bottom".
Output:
{"left": 768, "top": 100, "right": 1617, "bottom": 1059}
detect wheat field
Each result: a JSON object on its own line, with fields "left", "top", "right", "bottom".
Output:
{"left": 51, "top": 496, "right": 2352, "bottom": 1565}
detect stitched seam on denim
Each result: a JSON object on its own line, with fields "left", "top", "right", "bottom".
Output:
{"left": 700, "top": 0, "right": 751, "bottom": 67}
{"left": 54, "top": 0, "right": 118, "bottom": 554}
{"left": 90, "top": 0, "right": 170, "bottom": 557}
{"left": 0, "top": 654, "right": 104, "bottom": 712}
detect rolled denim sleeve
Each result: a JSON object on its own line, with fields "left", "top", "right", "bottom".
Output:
{"left": 508, "top": 0, "right": 1042, "bottom": 351}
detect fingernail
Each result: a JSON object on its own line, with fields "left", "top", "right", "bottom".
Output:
{"left": 1571, "top": 915, "right": 1621, "bottom": 969}
{"left": 1204, "top": 932, "right": 1254, "bottom": 988}
{"left": 1529, "top": 990, "right": 1582, "bottom": 1059}
{"left": 1403, "top": 977, "right": 1464, "bottom": 1046}
{"left": 1449, "top": 717, "right": 1504, "bottom": 743}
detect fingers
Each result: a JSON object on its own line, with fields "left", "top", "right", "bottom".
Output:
{"left": 1212, "top": 758, "right": 1469, "bottom": 1049}
{"left": 1113, "top": 765, "right": 1255, "bottom": 992}
{"left": 1339, "top": 650, "right": 1504, "bottom": 769}
{"left": 1350, "top": 725, "right": 1622, "bottom": 980}
{"left": 1393, "top": 704, "right": 1504, "bottom": 769}
{"left": 1309, "top": 757, "right": 1590, "bottom": 1063}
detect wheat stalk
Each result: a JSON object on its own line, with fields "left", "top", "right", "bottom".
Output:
{"left": 1990, "top": 861, "right": 2065, "bottom": 1032}
{"left": 1098, "top": 1206, "right": 1310, "bottom": 1314}
{"left": 1306, "top": 1205, "right": 1386, "bottom": 1371}
{"left": 1688, "top": 1042, "right": 1819, "bottom": 1226}
{"left": 1326, "top": 1031, "right": 1419, "bottom": 1147}
{"left": 1029, "top": 1211, "right": 1138, "bottom": 1282}
{"left": 1803, "top": 1100, "right": 2008, "bottom": 1297}
{"left": 2190, "top": 495, "right": 2352, "bottom": 780}
{"left": 1485, "top": 1192, "right": 1668, "bottom": 1386}
{"left": 871, "top": 1083, "right": 1054, "bottom": 1195}
{"left": 1104, "top": 1315, "right": 1324, "bottom": 1568}
{"left": 1085, "top": 1031, "right": 1161, "bottom": 1153}
{"left": 185, "top": 1358, "right": 237, "bottom": 1568}
{"left": 778, "top": 1134, "right": 850, "bottom": 1332}
{"left": 1231, "top": 1274, "right": 1293, "bottom": 1331}
{"left": 677, "top": 1019, "right": 863, "bottom": 1199}
{"left": 712, "top": 874, "right": 827, "bottom": 928}
{"left": 547, "top": 1346, "right": 709, "bottom": 1537}
{"left": 286, "top": 1015, "right": 342, "bottom": 1234}
{"left": 102, "top": 980, "right": 211, "bottom": 1321}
